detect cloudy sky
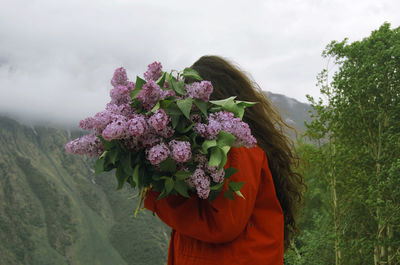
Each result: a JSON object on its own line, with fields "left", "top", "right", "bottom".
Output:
{"left": 0, "top": 0, "right": 399, "bottom": 127}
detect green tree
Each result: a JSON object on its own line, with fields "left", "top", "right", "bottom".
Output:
{"left": 305, "top": 22, "right": 400, "bottom": 265}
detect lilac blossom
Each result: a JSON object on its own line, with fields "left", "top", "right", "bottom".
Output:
{"left": 122, "top": 136, "right": 139, "bottom": 152}
{"left": 65, "top": 132, "right": 104, "bottom": 156}
{"left": 102, "top": 117, "right": 128, "bottom": 141}
{"left": 209, "top": 168, "right": 225, "bottom": 183}
{"left": 193, "top": 123, "right": 208, "bottom": 137}
{"left": 147, "top": 143, "right": 170, "bottom": 165}
{"left": 110, "top": 85, "right": 131, "bottom": 105}
{"left": 186, "top": 168, "right": 210, "bottom": 199}
{"left": 79, "top": 117, "right": 95, "bottom": 131}
{"left": 186, "top": 81, "right": 213, "bottom": 101}
{"left": 148, "top": 109, "right": 170, "bottom": 132}
{"left": 206, "top": 119, "right": 222, "bottom": 139}
{"left": 127, "top": 114, "right": 148, "bottom": 138}
{"left": 143, "top": 62, "right": 162, "bottom": 81}
{"left": 168, "top": 140, "right": 192, "bottom": 163}
{"left": 91, "top": 110, "right": 118, "bottom": 133}
{"left": 106, "top": 103, "right": 133, "bottom": 118}
{"left": 136, "top": 80, "right": 162, "bottom": 110}
{"left": 111, "top": 67, "right": 128, "bottom": 87}
{"left": 141, "top": 133, "right": 162, "bottom": 148}
{"left": 126, "top": 81, "right": 135, "bottom": 91}
{"left": 196, "top": 111, "right": 257, "bottom": 147}
{"left": 160, "top": 89, "right": 175, "bottom": 98}
{"left": 157, "top": 126, "right": 175, "bottom": 138}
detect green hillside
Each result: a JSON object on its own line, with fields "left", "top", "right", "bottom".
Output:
{"left": 0, "top": 116, "right": 169, "bottom": 265}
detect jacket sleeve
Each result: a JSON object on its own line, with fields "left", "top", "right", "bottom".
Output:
{"left": 144, "top": 146, "right": 268, "bottom": 244}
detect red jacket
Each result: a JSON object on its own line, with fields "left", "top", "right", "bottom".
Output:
{"left": 144, "top": 146, "right": 284, "bottom": 265}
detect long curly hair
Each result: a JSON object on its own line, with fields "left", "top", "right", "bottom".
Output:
{"left": 190, "top": 55, "right": 305, "bottom": 250}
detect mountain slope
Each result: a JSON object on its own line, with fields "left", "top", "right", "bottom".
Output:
{"left": 0, "top": 116, "right": 169, "bottom": 265}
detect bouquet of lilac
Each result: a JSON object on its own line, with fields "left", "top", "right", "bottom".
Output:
{"left": 65, "top": 62, "right": 257, "bottom": 215}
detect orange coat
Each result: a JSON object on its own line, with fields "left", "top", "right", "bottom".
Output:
{"left": 144, "top": 146, "right": 284, "bottom": 265}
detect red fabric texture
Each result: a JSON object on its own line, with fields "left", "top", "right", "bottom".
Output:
{"left": 144, "top": 146, "right": 284, "bottom": 265}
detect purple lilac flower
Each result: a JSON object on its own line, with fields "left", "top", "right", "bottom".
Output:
{"left": 186, "top": 168, "right": 210, "bottom": 199}
{"left": 136, "top": 80, "right": 162, "bottom": 110}
{"left": 148, "top": 109, "right": 170, "bottom": 132}
{"left": 102, "top": 117, "right": 128, "bottom": 141}
{"left": 160, "top": 89, "right": 175, "bottom": 99}
{"left": 126, "top": 81, "right": 135, "bottom": 91}
{"left": 65, "top": 132, "right": 104, "bottom": 156}
{"left": 91, "top": 110, "right": 118, "bottom": 133}
{"left": 194, "top": 154, "right": 208, "bottom": 166}
{"left": 157, "top": 126, "right": 175, "bottom": 138}
{"left": 122, "top": 136, "right": 139, "bottom": 152}
{"left": 186, "top": 81, "right": 213, "bottom": 101}
{"left": 127, "top": 114, "right": 148, "bottom": 138}
{"left": 209, "top": 168, "right": 225, "bottom": 183}
{"left": 193, "top": 123, "right": 208, "bottom": 137}
{"left": 111, "top": 67, "right": 128, "bottom": 87}
{"left": 206, "top": 119, "right": 222, "bottom": 139}
{"left": 211, "top": 111, "right": 256, "bottom": 147}
{"left": 110, "top": 85, "right": 131, "bottom": 105}
{"left": 190, "top": 114, "right": 202, "bottom": 123}
{"left": 168, "top": 140, "right": 192, "bottom": 163}
{"left": 79, "top": 117, "right": 95, "bottom": 130}
{"left": 147, "top": 143, "right": 170, "bottom": 165}
{"left": 140, "top": 133, "right": 162, "bottom": 148}
{"left": 106, "top": 103, "right": 133, "bottom": 118}
{"left": 143, "top": 62, "right": 162, "bottom": 81}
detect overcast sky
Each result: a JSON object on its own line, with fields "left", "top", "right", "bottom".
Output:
{"left": 0, "top": 0, "right": 399, "bottom": 127}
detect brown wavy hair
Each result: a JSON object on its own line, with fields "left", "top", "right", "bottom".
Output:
{"left": 190, "top": 55, "right": 305, "bottom": 250}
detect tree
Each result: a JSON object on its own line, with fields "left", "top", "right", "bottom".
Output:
{"left": 305, "top": 22, "right": 400, "bottom": 265}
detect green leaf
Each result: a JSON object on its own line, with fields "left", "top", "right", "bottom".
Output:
{"left": 109, "top": 148, "right": 119, "bottom": 164}
{"left": 135, "top": 76, "right": 146, "bottom": 90}
{"left": 94, "top": 157, "right": 105, "bottom": 176}
{"left": 182, "top": 68, "right": 203, "bottom": 81}
{"left": 130, "top": 89, "right": 141, "bottom": 99}
{"left": 224, "top": 168, "right": 238, "bottom": 179}
{"left": 202, "top": 139, "right": 217, "bottom": 153}
{"left": 164, "top": 102, "right": 182, "bottom": 115}
{"left": 177, "top": 97, "right": 193, "bottom": 119}
{"left": 170, "top": 114, "right": 181, "bottom": 129}
{"left": 175, "top": 170, "right": 191, "bottom": 180}
{"left": 210, "top": 182, "right": 224, "bottom": 191}
{"left": 102, "top": 139, "right": 116, "bottom": 150}
{"left": 193, "top": 99, "right": 208, "bottom": 117}
{"left": 170, "top": 76, "right": 186, "bottom": 95}
{"left": 157, "top": 189, "right": 168, "bottom": 201}
{"left": 220, "top": 145, "right": 231, "bottom": 155}
{"left": 156, "top": 72, "right": 166, "bottom": 87}
{"left": 130, "top": 76, "right": 146, "bottom": 99}
{"left": 116, "top": 165, "right": 129, "bottom": 190}
{"left": 237, "top": 101, "right": 257, "bottom": 107}
{"left": 159, "top": 158, "right": 177, "bottom": 172}
{"left": 132, "top": 164, "right": 139, "bottom": 186}
{"left": 120, "top": 152, "right": 133, "bottom": 176}
{"left": 235, "top": 190, "right": 245, "bottom": 199}
{"left": 209, "top": 147, "right": 223, "bottom": 167}
{"left": 165, "top": 178, "right": 174, "bottom": 194}
{"left": 217, "top": 131, "right": 236, "bottom": 148}
{"left": 228, "top": 181, "right": 245, "bottom": 191}
{"left": 174, "top": 180, "right": 190, "bottom": 198}
{"left": 224, "top": 189, "right": 235, "bottom": 200}
{"left": 151, "top": 101, "right": 160, "bottom": 113}
{"left": 210, "top": 96, "right": 243, "bottom": 117}
{"left": 209, "top": 190, "right": 220, "bottom": 202}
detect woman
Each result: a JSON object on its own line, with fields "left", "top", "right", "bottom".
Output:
{"left": 144, "top": 55, "right": 305, "bottom": 265}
